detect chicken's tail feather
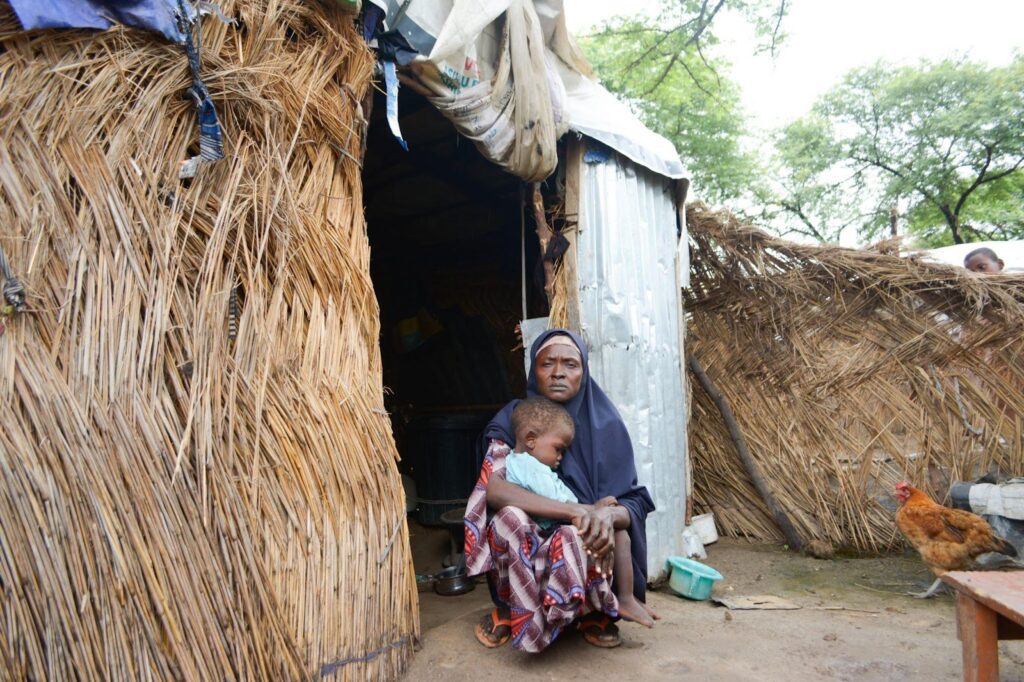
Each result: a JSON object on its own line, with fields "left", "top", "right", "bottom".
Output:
{"left": 993, "top": 535, "right": 1019, "bottom": 558}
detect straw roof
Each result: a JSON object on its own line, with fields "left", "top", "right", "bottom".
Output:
{"left": 686, "top": 204, "right": 1024, "bottom": 552}
{"left": 0, "top": 1, "right": 417, "bottom": 678}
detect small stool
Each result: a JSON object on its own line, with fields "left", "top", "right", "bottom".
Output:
{"left": 439, "top": 508, "right": 466, "bottom": 568}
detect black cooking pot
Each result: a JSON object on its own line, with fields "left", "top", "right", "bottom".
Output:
{"left": 433, "top": 565, "right": 475, "bottom": 596}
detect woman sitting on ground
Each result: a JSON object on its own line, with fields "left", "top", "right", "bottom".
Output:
{"left": 463, "top": 329, "right": 656, "bottom": 652}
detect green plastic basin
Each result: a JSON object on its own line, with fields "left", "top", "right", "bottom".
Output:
{"left": 666, "top": 556, "right": 723, "bottom": 600}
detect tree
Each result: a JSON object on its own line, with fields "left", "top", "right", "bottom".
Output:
{"left": 580, "top": 1, "right": 787, "bottom": 204}
{"left": 769, "top": 58, "right": 1024, "bottom": 245}
{"left": 752, "top": 118, "right": 859, "bottom": 243}
{"left": 581, "top": 16, "right": 753, "bottom": 203}
{"left": 585, "top": 1, "right": 789, "bottom": 63}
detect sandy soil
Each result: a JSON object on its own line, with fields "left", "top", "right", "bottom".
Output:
{"left": 404, "top": 529, "right": 1024, "bottom": 681}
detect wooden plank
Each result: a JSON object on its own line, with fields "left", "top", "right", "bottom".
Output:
{"left": 532, "top": 184, "right": 556, "bottom": 306}
{"left": 957, "top": 593, "right": 1000, "bottom": 682}
{"left": 688, "top": 354, "right": 807, "bottom": 552}
{"left": 558, "top": 138, "right": 583, "bottom": 332}
{"left": 943, "top": 572, "right": 1024, "bottom": 627}
{"left": 673, "top": 179, "right": 692, "bottom": 523}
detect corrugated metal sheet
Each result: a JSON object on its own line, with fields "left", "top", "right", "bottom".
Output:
{"left": 575, "top": 149, "right": 687, "bottom": 576}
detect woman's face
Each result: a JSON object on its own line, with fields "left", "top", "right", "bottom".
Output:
{"left": 534, "top": 342, "right": 584, "bottom": 403}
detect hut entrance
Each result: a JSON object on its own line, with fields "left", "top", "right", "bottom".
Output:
{"left": 363, "top": 90, "right": 545, "bottom": 568}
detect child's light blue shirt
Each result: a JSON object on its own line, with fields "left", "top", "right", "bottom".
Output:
{"left": 504, "top": 451, "right": 578, "bottom": 529}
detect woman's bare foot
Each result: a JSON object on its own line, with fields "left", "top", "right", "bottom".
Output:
{"left": 616, "top": 595, "right": 654, "bottom": 628}
{"left": 641, "top": 600, "right": 661, "bottom": 621}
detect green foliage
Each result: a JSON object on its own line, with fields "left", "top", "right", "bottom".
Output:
{"left": 751, "top": 117, "right": 858, "bottom": 243}
{"left": 578, "top": 4, "right": 1022, "bottom": 247}
{"left": 770, "top": 57, "right": 1024, "bottom": 245}
{"left": 581, "top": 13, "right": 757, "bottom": 203}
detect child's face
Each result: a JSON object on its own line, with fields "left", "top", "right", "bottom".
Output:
{"left": 965, "top": 253, "right": 1004, "bottom": 273}
{"left": 526, "top": 422, "right": 574, "bottom": 469}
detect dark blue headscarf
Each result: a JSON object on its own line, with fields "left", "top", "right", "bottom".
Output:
{"left": 483, "top": 329, "right": 655, "bottom": 600}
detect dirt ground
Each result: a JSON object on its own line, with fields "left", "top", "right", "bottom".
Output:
{"left": 404, "top": 525, "right": 1024, "bottom": 681}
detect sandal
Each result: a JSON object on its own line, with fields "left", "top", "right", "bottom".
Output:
{"left": 474, "top": 608, "right": 512, "bottom": 648}
{"left": 577, "top": 614, "right": 622, "bottom": 649}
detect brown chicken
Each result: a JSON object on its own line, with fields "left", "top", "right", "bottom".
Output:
{"left": 895, "top": 481, "right": 1018, "bottom": 598}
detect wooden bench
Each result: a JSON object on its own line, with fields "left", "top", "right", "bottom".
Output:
{"left": 941, "top": 572, "right": 1024, "bottom": 682}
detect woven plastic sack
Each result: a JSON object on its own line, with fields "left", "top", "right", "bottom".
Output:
{"left": 408, "top": 0, "right": 566, "bottom": 180}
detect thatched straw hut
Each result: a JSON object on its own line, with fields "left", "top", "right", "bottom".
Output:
{"left": 0, "top": 0, "right": 695, "bottom": 677}
{"left": 686, "top": 204, "right": 1024, "bottom": 553}
{"left": 0, "top": 1, "right": 417, "bottom": 677}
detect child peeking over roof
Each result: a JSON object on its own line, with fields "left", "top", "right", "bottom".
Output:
{"left": 964, "top": 247, "right": 1004, "bottom": 274}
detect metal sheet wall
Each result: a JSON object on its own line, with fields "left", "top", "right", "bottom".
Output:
{"left": 574, "top": 150, "right": 687, "bottom": 577}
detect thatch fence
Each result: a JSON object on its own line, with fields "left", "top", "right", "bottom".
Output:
{"left": 686, "top": 204, "right": 1024, "bottom": 553}
{"left": 0, "top": 1, "right": 417, "bottom": 678}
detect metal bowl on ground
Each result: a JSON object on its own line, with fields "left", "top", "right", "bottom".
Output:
{"left": 433, "top": 565, "right": 475, "bottom": 596}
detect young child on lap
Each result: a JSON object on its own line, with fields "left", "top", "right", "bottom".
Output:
{"left": 504, "top": 396, "right": 653, "bottom": 628}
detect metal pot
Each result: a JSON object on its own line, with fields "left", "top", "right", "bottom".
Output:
{"left": 433, "top": 565, "right": 475, "bottom": 596}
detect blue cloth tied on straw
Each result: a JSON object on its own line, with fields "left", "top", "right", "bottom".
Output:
{"left": 8, "top": 0, "right": 190, "bottom": 43}
{"left": 9, "top": 0, "right": 231, "bottom": 179}
{"left": 176, "top": 0, "right": 227, "bottom": 178}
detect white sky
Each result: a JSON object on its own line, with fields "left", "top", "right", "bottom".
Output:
{"left": 565, "top": 0, "right": 1024, "bottom": 133}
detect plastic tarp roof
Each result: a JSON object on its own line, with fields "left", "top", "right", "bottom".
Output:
{"left": 8, "top": 0, "right": 189, "bottom": 43}
{"left": 369, "top": 0, "right": 686, "bottom": 180}
{"left": 914, "top": 240, "right": 1024, "bottom": 273}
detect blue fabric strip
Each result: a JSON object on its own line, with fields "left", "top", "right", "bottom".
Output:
{"left": 178, "top": 0, "right": 225, "bottom": 178}
{"left": 319, "top": 636, "right": 411, "bottom": 677}
{"left": 383, "top": 60, "right": 408, "bottom": 151}
{"left": 8, "top": 0, "right": 188, "bottom": 43}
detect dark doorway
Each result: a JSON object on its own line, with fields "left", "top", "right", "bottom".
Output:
{"left": 362, "top": 90, "right": 544, "bottom": 549}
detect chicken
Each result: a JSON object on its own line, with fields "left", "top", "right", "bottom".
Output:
{"left": 895, "top": 480, "right": 1018, "bottom": 598}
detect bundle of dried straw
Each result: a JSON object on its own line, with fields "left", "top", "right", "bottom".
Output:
{"left": 686, "top": 204, "right": 1024, "bottom": 553}
{"left": 0, "top": 1, "right": 417, "bottom": 678}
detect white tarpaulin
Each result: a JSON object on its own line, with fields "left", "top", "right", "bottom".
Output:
{"left": 369, "top": 0, "right": 686, "bottom": 180}
{"left": 968, "top": 482, "right": 1024, "bottom": 520}
{"left": 914, "top": 240, "right": 1024, "bottom": 273}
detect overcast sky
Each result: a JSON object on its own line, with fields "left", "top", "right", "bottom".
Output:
{"left": 564, "top": 0, "right": 1024, "bottom": 132}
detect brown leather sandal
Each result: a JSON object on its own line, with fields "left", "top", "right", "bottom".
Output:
{"left": 577, "top": 614, "right": 622, "bottom": 648}
{"left": 474, "top": 608, "right": 512, "bottom": 648}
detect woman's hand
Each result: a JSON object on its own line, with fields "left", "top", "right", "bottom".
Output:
{"left": 572, "top": 506, "right": 616, "bottom": 559}
{"left": 511, "top": 323, "right": 524, "bottom": 351}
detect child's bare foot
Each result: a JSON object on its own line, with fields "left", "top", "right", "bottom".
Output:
{"left": 641, "top": 601, "right": 661, "bottom": 621}
{"left": 616, "top": 595, "right": 654, "bottom": 628}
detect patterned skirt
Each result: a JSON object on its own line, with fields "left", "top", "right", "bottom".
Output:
{"left": 464, "top": 441, "right": 619, "bottom": 653}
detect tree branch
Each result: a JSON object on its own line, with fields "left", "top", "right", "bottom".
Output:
{"left": 979, "top": 159, "right": 1024, "bottom": 184}
{"left": 768, "top": 0, "right": 787, "bottom": 57}
{"left": 695, "top": 40, "right": 723, "bottom": 89}
{"left": 587, "top": 25, "right": 663, "bottom": 39}
{"left": 640, "top": 51, "right": 682, "bottom": 97}
{"left": 849, "top": 154, "right": 941, "bottom": 206}
{"left": 778, "top": 199, "right": 828, "bottom": 242}
{"left": 681, "top": 0, "right": 729, "bottom": 52}
{"left": 688, "top": 354, "right": 807, "bottom": 553}
{"left": 592, "top": 0, "right": 789, "bottom": 100}
{"left": 621, "top": 27, "right": 675, "bottom": 74}
{"left": 952, "top": 145, "right": 994, "bottom": 218}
